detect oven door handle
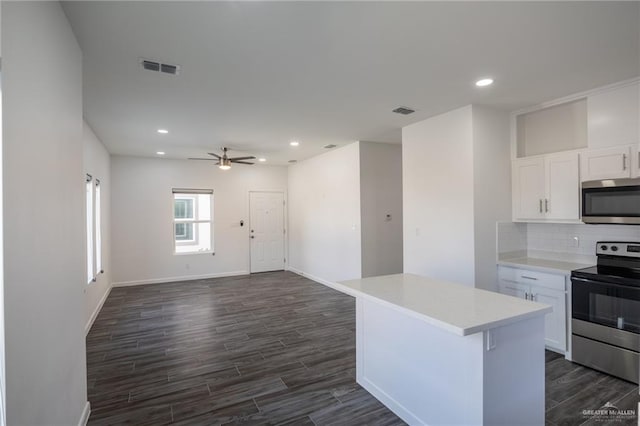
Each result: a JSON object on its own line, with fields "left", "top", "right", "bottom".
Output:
{"left": 571, "top": 276, "right": 640, "bottom": 291}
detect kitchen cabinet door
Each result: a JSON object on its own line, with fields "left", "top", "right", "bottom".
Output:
{"left": 531, "top": 287, "right": 567, "bottom": 352}
{"left": 587, "top": 82, "right": 639, "bottom": 149}
{"left": 580, "top": 146, "right": 632, "bottom": 181}
{"left": 498, "top": 279, "right": 529, "bottom": 300}
{"left": 545, "top": 152, "right": 580, "bottom": 220}
{"left": 633, "top": 145, "right": 640, "bottom": 178}
{"left": 512, "top": 157, "right": 545, "bottom": 220}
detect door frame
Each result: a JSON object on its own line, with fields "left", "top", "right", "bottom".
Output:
{"left": 248, "top": 190, "right": 287, "bottom": 273}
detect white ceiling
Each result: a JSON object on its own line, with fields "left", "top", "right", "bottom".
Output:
{"left": 62, "top": 1, "right": 640, "bottom": 165}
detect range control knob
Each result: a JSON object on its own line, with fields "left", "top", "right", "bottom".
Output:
{"left": 611, "top": 246, "right": 618, "bottom": 252}
{"left": 600, "top": 245, "right": 608, "bottom": 251}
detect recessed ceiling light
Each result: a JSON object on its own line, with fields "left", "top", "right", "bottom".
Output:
{"left": 258, "top": 158, "right": 266, "bottom": 162}
{"left": 290, "top": 141, "right": 299, "bottom": 147}
{"left": 157, "top": 129, "right": 169, "bottom": 134}
{"left": 475, "top": 78, "right": 494, "bottom": 87}
{"left": 156, "top": 151, "right": 165, "bottom": 155}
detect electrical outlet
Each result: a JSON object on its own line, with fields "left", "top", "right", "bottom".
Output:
{"left": 571, "top": 236, "right": 580, "bottom": 248}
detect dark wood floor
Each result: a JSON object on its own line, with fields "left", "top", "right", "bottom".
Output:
{"left": 545, "top": 350, "right": 638, "bottom": 426}
{"left": 87, "top": 271, "right": 639, "bottom": 425}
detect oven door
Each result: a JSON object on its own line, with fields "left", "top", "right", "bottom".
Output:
{"left": 581, "top": 178, "right": 640, "bottom": 224}
{"left": 572, "top": 276, "right": 640, "bottom": 336}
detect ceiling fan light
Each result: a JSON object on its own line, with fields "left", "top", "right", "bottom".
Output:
{"left": 219, "top": 158, "right": 232, "bottom": 170}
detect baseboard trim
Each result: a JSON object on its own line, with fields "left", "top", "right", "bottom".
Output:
{"left": 77, "top": 401, "right": 91, "bottom": 426}
{"left": 112, "top": 271, "right": 249, "bottom": 287}
{"left": 287, "top": 267, "right": 357, "bottom": 297}
{"left": 358, "top": 376, "right": 421, "bottom": 425}
{"left": 85, "top": 285, "right": 112, "bottom": 336}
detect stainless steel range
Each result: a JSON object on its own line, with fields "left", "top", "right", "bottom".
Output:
{"left": 571, "top": 241, "right": 640, "bottom": 384}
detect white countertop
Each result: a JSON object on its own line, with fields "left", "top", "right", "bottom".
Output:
{"left": 337, "top": 273, "right": 552, "bottom": 337}
{"left": 497, "top": 257, "right": 592, "bottom": 275}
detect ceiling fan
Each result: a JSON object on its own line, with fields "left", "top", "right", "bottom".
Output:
{"left": 189, "top": 147, "right": 256, "bottom": 170}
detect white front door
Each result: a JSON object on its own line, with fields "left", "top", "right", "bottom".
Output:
{"left": 249, "top": 191, "right": 285, "bottom": 273}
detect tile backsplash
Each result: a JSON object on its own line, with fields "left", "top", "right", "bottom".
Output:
{"left": 497, "top": 222, "right": 527, "bottom": 255}
{"left": 497, "top": 221, "right": 640, "bottom": 259}
{"left": 527, "top": 223, "right": 640, "bottom": 256}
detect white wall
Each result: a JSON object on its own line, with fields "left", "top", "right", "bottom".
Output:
{"left": 83, "top": 121, "right": 111, "bottom": 333}
{"left": 403, "top": 106, "right": 476, "bottom": 286}
{"left": 3, "top": 2, "right": 88, "bottom": 425}
{"left": 111, "top": 156, "right": 287, "bottom": 285}
{"left": 472, "top": 107, "right": 512, "bottom": 291}
{"left": 288, "top": 143, "right": 362, "bottom": 283}
{"left": 359, "top": 142, "right": 403, "bottom": 278}
{"left": 402, "top": 105, "right": 511, "bottom": 290}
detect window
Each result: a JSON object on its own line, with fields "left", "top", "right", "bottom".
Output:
{"left": 173, "top": 189, "right": 213, "bottom": 254}
{"left": 95, "top": 180, "right": 102, "bottom": 275}
{"left": 86, "top": 175, "right": 103, "bottom": 283}
{"left": 86, "top": 175, "right": 94, "bottom": 283}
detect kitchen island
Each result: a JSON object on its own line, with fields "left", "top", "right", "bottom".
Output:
{"left": 337, "top": 273, "right": 552, "bottom": 426}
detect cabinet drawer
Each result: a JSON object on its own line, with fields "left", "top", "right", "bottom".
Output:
{"left": 498, "top": 266, "right": 566, "bottom": 291}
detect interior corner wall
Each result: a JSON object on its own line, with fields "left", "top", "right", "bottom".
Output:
{"left": 0, "top": 3, "right": 5, "bottom": 421}
{"left": 3, "top": 2, "right": 88, "bottom": 425}
{"left": 288, "top": 142, "right": 362, "bottom": 284}
{"left": 110, "top": 156, "right": 287, "bottom": 285}
{"left": 402, "top": 106, "right": 476, "bottom": 286}
{"left": 359, "top": 142, "right": 403, "bottom": 278}
{"left": 84, "top": 121, "right": 111, "bottom": 332}
{"left": 471, "top": 106, "right": 511, "bottom": 292}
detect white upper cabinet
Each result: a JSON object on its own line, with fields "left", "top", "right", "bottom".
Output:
{"left": 512, "top": 152, "right": 580, "bottom": 222}
{"left": 512, "top": 157, "right": 545, "bottom": 220}
{"left": 580, "top": 146, "right": 632, "bottom": 181}
{"left": 587, "top": 82, "right": 639, "bottom": 149}
{"left": 546, "top": 153, "right": 580, "bottom": 220}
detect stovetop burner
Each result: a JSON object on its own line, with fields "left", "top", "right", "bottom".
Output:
{"left": 571, "top": 241, "right": 640, "bottom": 287}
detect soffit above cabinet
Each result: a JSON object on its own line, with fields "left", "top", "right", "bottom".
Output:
{"left": 516, "top": 99, "right": 587, "bottom": 158}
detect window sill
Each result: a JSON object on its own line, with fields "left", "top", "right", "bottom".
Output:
{"left": 173, "top": 251, "right": 215, "bottom": 256}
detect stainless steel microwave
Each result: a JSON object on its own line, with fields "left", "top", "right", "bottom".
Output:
{"left": 582, "top": 178, "right": 640, "bottom": 224}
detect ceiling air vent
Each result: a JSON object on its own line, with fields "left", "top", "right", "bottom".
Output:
{"left": 161, "top": 64, "right": 179, "bottom": 75}
{"left": 288, "top": 160, "right": 297, "bottom": 164}
{"left": 140, "top": 58, "right": 180, "bottom": 75}
{"left": 324, "top": 144, "right": 337, "bottom": 149}
{"left": 392, "top": 106, "right": 415, "bottom": 115}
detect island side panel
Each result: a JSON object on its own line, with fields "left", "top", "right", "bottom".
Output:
{"left": 482, "top": 316, "right": 546, "bottom": 426}
{"left": 356, "top": 296, "right": 485, "bottom": 425}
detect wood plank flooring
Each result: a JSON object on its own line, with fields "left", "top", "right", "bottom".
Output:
{"left": 87, "top": 271, "right": 639, "bottom": 425}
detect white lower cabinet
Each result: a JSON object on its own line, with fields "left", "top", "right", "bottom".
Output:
{"left": 498, "top": 266, "right": 567, "bottom": 353}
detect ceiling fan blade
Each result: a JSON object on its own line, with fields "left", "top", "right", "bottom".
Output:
{"left": 228, "top": 156, "right": 256, "bottom": 161}
{"left": 231, "top": 161, "right": 254, "bottom": 165}
{"left": 207, "top": 152, "right": 222, "bottom": 159}
{"left": 189, "top": 158, "right": 219, "bottom": 161}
